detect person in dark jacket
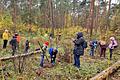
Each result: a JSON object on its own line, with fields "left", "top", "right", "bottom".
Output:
{"left": 89, "top": 40, "right": 98, "bottom": 56}
{"left": 24, "top": 40, "right": 30, "bottom": 53}
{"left": 9, "top": 36, "right": 17, "bottom": 56}
{"left": 73, "top": 32, "right": 87, "bottom": 68}
{"left": 40, "top": 42, "right": 49, "bottom": 67}
{"left": 49, "top": 47, "right": 58, "bottom": 65}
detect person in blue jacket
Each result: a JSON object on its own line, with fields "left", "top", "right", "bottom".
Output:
{"left": 73, "top": 32, "right": 87, "bottom": 68}
{"left": 49, "top": 47, "right": 58, "bottom": 65}
{"left": 89, "top": 40, "right": 98, "bottom": 56}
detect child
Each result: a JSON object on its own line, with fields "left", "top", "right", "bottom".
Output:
{"left": 40, "top": 41, "right": 49, "bottom": 67}
{"left": 49, "top": 47, "right": 58, "bottom": 65}
{"left": 89, "top": 40, "right": 98, "bottom": 56}
{"left": 24, "top": 40, "right": 30, "bottom": 53}
{"left": 9, "top": 36, "right": 17, "bottom": 56}
{"left": 108, "top": 37, "right": 118, "bottom": 60}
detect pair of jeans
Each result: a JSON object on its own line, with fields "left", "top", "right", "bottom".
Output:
{"left": 109, "top": 49, "right": 113, "bottom": 60}
{"left": 12, "top": 46, "right": 16, "bottom": 56}
{"left": 89, "top": 48, "right": 94, "bottom": 56}
{"left": 51, "top": 56, "right": 56, "bottom": 65}
{"left": 74, "top": 54, "right": 80, "bottom": 68}
{"left": 40, "top": 54, "right": 44, "bottom": 67}
{"left": 3, "top": 40, "right": 8, "bottom": 49}
{"left": 24, "top": 47, "right": 29, "bottom": 53}
{"left": 100, "top": 48, "right": 106, "bottom": 58}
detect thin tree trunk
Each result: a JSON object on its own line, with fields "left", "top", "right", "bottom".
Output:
{"left": 28, "top": 0, "right": 32, "bottom": 33}
{"left": 72, "top": 0, "right": 77, "bottom": 26}
{"left": 95, "top": 1, "right": 100, "bottom": 33}
{"left": 12, "top": 0, "right": 17, "bottom": 32}
{"left": 101, "top": 0, "right": 107, "bottom": 34}
{"left": 107, "top": 0, "right": 111, "bottom": 30}
{"left": 89, "top": 0, "right": 95, "bottom": 39}
{"left": 49, "top": 0, "right": 54, "bottom": 37}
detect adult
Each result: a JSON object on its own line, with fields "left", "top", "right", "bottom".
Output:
{"left": 73, "top": 32, "right": 87, "bottom": 68}
{"left": 9, "top": 36, "right": 17, "bottom": 55}
{"left": 15, "top": 33, "right": 21, "bottom": 49}
{"left": 2, "top": 29, "right": 9, "bottom": 49}
{"left": 108, "top": 37, "right": 118, "bottom": 60}
{"left": 89, "top": 40, "right": 98, "bottom": 56}
{"left": 99, "top": 37, "right": 107, "bottom": 58}
{"left": 49, "top": 47, "right": 58, "bottom": 65}
{"left": 40, "top": 41, "right": 49, "bottom": 67}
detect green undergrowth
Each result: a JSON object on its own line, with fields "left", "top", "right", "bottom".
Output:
{"left": 0, "top": 28, "right": 120, "bottom": 80}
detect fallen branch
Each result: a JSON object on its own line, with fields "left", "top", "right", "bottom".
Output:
{"left": 0, "top": 50, "right": 41, "bottom": 61}
{"left": 90, "top": 60, "right": 120, "bottom": 80}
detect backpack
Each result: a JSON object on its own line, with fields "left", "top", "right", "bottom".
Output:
{"left": 113, "top": 40, "right": 118, "bottom": 48}
{"left": 83, "top": 40, "right": 87, "bottom": 48}
{"left": 89, "top": 41, "right": 93, "bottom": 46}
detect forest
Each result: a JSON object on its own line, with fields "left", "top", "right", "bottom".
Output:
{"left": 0, "top": 0, "right": 120, "bottom": 80}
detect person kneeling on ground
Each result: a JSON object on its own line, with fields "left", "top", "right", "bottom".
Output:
{"left": 49, "top": 47, "right": 58, "bottom": 65}
{"left": 73, "top": 32, "right": 87, "bottom": 68}
{"left": 9, "top": 36, "right": 17, "bottom": 56}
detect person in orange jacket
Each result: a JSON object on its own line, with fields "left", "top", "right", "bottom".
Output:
{"left": 15, "top": 33, "right": 21, "bottom": 49}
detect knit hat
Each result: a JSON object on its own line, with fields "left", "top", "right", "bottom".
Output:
{"left": 110, "top": 37, "right": 115, "bottom": 40}
{"left": 44, "top": 41, "right": 49, "bottom": 46}
{"left": 5, "top": 29, "right": 8, "bottom": 32}
{"left": 15, "top": 33, "right": 18, "bottom": 36}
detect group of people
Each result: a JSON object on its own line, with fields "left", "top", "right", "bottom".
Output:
{"left": 1, "top": 29, "right": 58, "bottom": 67}
{"left": 1, "top": 29, "right": 118, "bottom": 68}
{"left": 2, "top": 29, "right": 29, "bottom": 55}
{"left": 37, "top": 41, "right": 58, "bottom": 67}
{"left": 73, "top": 32, "right": 118, "bottom": 68}
{"left": 89, "top": 36, "right": 118, "bottom": 60}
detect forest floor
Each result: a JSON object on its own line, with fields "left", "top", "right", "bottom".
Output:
{"left": 0, "top": 29, "right": 120, "bottom": 80}
{"left": 110, "top": 68, "right": 120, "bottom": 80}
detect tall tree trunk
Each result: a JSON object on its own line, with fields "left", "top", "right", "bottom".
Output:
{"left": 49, "top": 0, "right": 54, "bottom": 37}
{"left": 28, "top": 0, "right": 32, "bottom": 33}
{"left": 12, "top": 0, "right": 17, "bottom": 32}
{"left": 107, "top": 0, "right": 111, "bottom": 30}
{"left": 95, "top": 0, "right": 100, "bottom": 33}
{"left": 89, "top": 0, "right": 95, "bottom": 39}
{"left": 72, "top": 0, "right": 77, "bottom": 26}
{"left": 101, "top": 0, "right": 107, "bottom": 34}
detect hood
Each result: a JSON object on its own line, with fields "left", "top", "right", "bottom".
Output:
{"left": 77, "top": 32, "right": 83, "bottom": 39}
